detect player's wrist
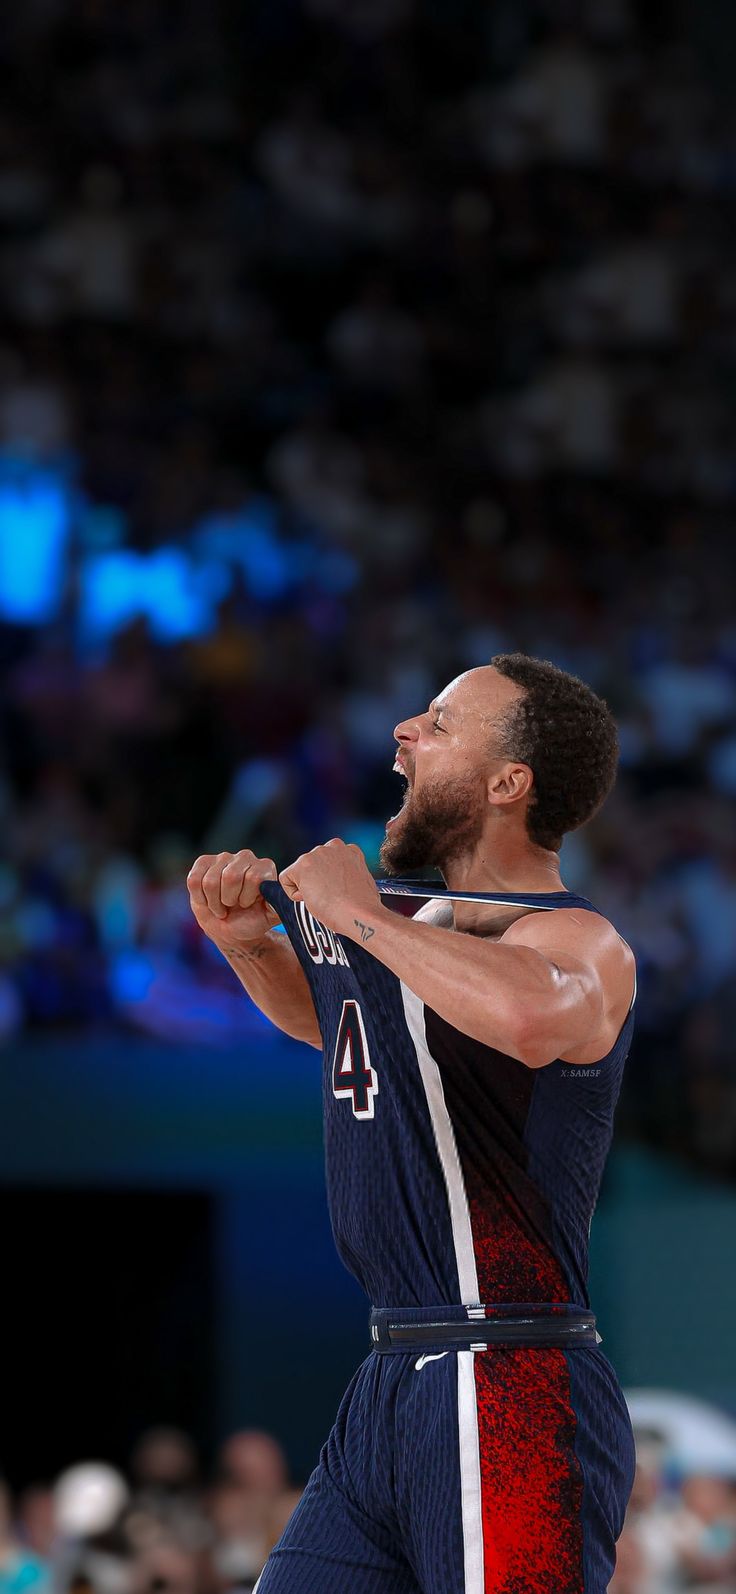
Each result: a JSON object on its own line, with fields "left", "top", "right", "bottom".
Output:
{"left": 218, "top": 926, "right": 280, "bottom": 961}
{"left": 343, "top": 900, "right": 391, "bottom": 947}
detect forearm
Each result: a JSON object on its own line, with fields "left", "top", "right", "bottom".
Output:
{"left": 222, "top": 930, "right": 322, "bottom": 1048}
{"left": 347, "top": 907, "right": 572, "bottom": 1063}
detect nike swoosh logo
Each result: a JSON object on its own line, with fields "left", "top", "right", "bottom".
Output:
{"left": 414, "top": 1352, "right": 449, "bottom": 1371}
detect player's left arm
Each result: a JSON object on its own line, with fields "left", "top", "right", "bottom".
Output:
{"left": 278, "top": 840, "right": 635, "bottom": 1069}
{"left": 345, "top": 903, "right": 633, "bottom": 1068}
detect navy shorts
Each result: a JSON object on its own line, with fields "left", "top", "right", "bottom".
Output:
{"left": 254, "top": 1340, "right": 636, "bottom": 1593}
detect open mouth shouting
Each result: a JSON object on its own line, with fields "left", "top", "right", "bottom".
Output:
{"left": 387, "top": 753, "right": 413, "bottom": 829}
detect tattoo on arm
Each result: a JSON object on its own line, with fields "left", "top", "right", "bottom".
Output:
{"left": 354, "top": 919, "right": 375, "bottom": 944}
{"left": 224, "top": 940, "right": 273, "bottom": 963}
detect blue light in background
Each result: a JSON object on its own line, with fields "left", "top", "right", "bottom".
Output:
{"left": 193, "top": 497, "right": 298, "bottom": 602}
{"left": 339, "top": 820, "right": 385, "bottom": 870}
{"left": 0, "top": 454, "right": 71, "bottom": 622}
{"left": 80, "top": 546, "right": 227, "bottom": 643}
{"left": 0, "top": 462, "right": 357, "bottom": 646}
{"left": 143, "top": 547, "right": 224, "bottom": 641}
{"left": 109, "top": 948, "right": 156, "bottom": 1004}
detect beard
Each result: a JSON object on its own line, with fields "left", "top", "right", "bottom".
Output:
{"left": 379, "top": 769, "right": 486, "bottom": 874}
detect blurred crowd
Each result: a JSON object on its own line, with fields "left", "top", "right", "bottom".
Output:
{"left": 0, "top": 0, "right": 735, "bottom": 1172}
{"left": 611, "top": 1460, "right": 736, "bottom": 1594}
{"left": 3, "top": 1425, "right": 736, "bottom": 1594}
{"left": 0, "top": 1426, "right": 303, "bottom": 1594}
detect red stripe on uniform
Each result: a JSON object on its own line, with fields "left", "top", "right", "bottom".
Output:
{"left": 468, "top": 1195, "right": 571, "bottom": 1304}
{"left": 473, "top": 1347, "right": 585, "bottom": 1593}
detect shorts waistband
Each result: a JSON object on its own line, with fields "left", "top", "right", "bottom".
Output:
{"left": 369, "top": 1302, "right": 600, "bottom": 1353}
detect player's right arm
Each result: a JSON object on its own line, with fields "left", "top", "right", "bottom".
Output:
{"left": 187, "top": 851, "right": 322, "bottom": 1049}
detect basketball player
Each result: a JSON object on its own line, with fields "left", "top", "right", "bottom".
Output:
{"left": 187, "top": 654, "right": 637, "bottom": 1594}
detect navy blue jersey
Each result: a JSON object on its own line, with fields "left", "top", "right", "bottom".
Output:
{"left": 260, "top": 880, "right": 635, "bottom": 1311}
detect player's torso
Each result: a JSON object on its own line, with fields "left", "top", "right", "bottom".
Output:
{"left": 261, "top": 882, "right": 635, "bottom": 1310}
{"left": 281, "top": 893, "right": 459, "bottom": 1304}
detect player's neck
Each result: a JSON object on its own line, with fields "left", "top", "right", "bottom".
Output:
{"left": 439, "top": 839, "right": 565, "bottom": 934}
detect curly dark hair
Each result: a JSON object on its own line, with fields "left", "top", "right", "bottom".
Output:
{"left": 490, "top": 653, "right": 619, "bottom": 852}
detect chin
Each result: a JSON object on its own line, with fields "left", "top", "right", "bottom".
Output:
{"left": 379, "top": 827, "right": 429, "bottom": 877}
{"left": 378, "top": 830, "right": 403, "bottom": 875}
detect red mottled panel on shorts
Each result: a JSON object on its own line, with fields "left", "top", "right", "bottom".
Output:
{"left": 474, "top": 1349, "right": 585, "bottom": 1594}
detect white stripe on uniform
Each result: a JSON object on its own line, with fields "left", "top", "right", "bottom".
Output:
{"left": 399, "top": 981, "right": 480, "bottom": 1305}
{"left": 457, "top": 1351, "right": 484, "bottom": 1594}
{"left": 400, "top": 977, "right": 485, "bottom": 1593}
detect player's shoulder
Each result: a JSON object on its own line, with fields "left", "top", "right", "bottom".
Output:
{"left": 413, "top": 897, "right": 454, "bottom": 928}
{"left": 504, "top": 902, "right": 635, "bottom": 982}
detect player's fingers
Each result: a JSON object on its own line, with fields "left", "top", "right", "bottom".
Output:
{"left": 186, "top": 855, "right": 215, "bottom": 909}
{"left": 218, "top": 856, "right": 250, "bottom": 909}
{"left": 201, "top": 853, "right": 232, "bottom": 918}
{"left": 240, "top": 857, "right": 277, "bottom": 908}
{"left": 219, "top": 853, "right": 275, "bottom": 909}
{"left": 216, "top": 849, "right": 257, "bottom": 909}
{"left": 279, "top": 861, "right": 302, "bottom": 901}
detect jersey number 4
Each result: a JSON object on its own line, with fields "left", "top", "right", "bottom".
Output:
{"left": 332, "top": 1000, "right": 379, "bottom": 1120}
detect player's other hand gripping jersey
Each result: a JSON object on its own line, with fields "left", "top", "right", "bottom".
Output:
{"left": 260, "top": 881, "right": 635, "bottom": 1312}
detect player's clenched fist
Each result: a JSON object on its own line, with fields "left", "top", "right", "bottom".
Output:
{"left": 279, "top": 838, "right": 383, "bottom": 942}
{"left": 187, "top": 850, "right": 280, "bottom": 949}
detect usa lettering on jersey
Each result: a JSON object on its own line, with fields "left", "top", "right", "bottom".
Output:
{"left": 294, "top": 901, "right": 351, "bottom": 968}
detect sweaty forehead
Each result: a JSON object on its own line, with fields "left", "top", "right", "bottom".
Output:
{"left": 436, "top": 667, "right": 524, "bottom": 725}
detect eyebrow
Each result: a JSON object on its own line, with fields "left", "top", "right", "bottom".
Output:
{"left": 430, "top": 701, "right": 451, "bottom": 717}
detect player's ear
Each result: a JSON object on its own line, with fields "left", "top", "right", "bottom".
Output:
{"left": 487, "top": 762, "right": 533, "bottom": 808}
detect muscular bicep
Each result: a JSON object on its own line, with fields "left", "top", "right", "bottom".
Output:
{"left": 501, "top": 909, "right": 635, "bottom": 1066}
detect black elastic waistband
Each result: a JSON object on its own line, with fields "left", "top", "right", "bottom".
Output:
{"left": 369, "top": 1303, "right": 600, "bottom": 1353}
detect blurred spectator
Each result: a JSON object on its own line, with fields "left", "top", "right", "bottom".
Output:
{"left": 15, "top": 1490, "right": 55, "bottom": 1565}
{"left": 0, "top": 1481, "right": 49, "bottom": 1594}
{"left": 326, "top": 278, "right": 426, "bottom": 392}
{"left": 127, "top": 1431, "right": 208, "bottom": 1559}
{"left": 217, "top": 1434, "right": 288, "bottom": 1501}
{"left": 52, "top": 1464, "right": 130, "bottom": 1594}
{"left": 669, "top": 1474, "right": 736, "bottom": 1592}
{"left": 37, "top": 167, "right": 141, "bottom": 323}
{"left": 610, "top": 1526, "right": 648, "bottom": 1594}
{"left": 620, "top": 1456, "right": 683, "bottom": 1593}
{"left": 130, "top": 1429, "right": 199, "bottom": 1497}
{"left": 210, "top": 1431, "right": 291, "bottom": 1586}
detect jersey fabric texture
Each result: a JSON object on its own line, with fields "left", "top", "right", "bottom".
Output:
{"left": 254, "top": 880, "right": 637, "bottom": 1594}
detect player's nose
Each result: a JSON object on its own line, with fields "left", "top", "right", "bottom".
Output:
{"left": 393, "top": 715, "right": 420, "bottom": 744}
